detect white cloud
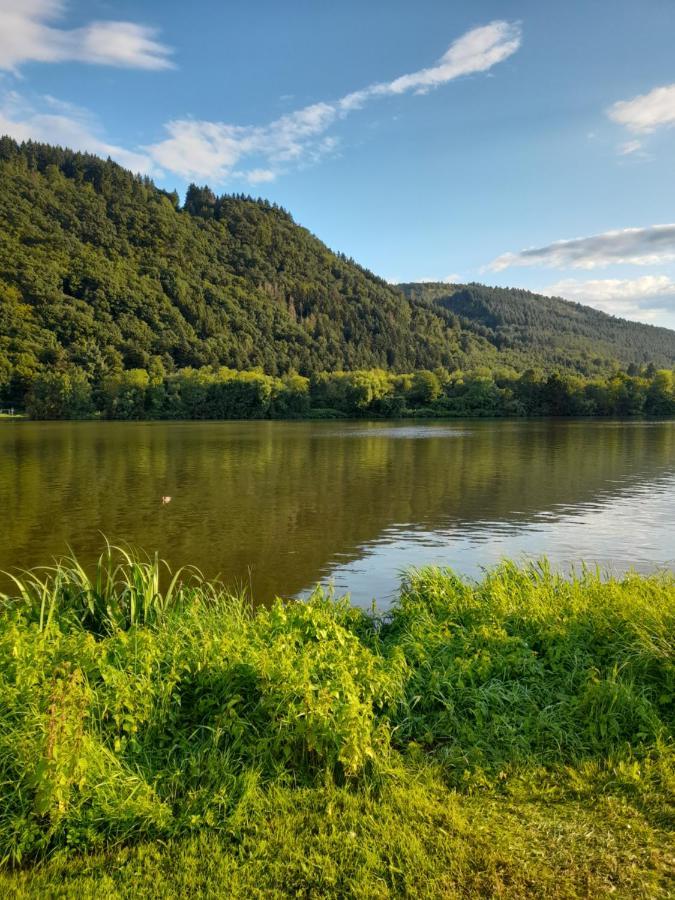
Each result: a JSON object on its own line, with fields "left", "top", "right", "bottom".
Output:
{"left": 608, "top": 83, "right": 675, "bottom": 134}
{"left": 0, "top": 91, "right": 156, "bottom": 174}
{"left": 147, "top": 119, "right": 251, "bottom": 182}
{"left": 488, "top": 225, "right": 675, "bottom": 272}
{"left": 415, "top": 274, "right": 462, "bottom": 284}
{"left": 242, "top": 168, "right": 277, "bottom": 184}
{"left": 544, "top": 275, "right": 675, "bottom": 325}
{"left": 340, "top": 19, "right": 521, "bottom": 103}
{"left": 0, "top": 20, "right": 519, "bottom": 186}
{"left": 146, "top": 21, "right": 521, "bottom": 183}
{"left": 0, "top": 0, "right": 173, "bottom": 72}
{"left": 618, "top": 139, "right": 642, "bottom": 156}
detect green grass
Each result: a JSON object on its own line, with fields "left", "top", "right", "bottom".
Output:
{"left": 0, "top": 549, "right": 673, "bottom": 897}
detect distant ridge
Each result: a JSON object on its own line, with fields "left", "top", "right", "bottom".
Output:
{"left": 398, "top": 281, "right": 675, "bottom": 372}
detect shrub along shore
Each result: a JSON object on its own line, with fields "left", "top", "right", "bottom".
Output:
{"left": 1, "top": 548, "right": 673, "bottom": 897}
{"left": 21, "top": 364, "right": 675, "bottom": 420}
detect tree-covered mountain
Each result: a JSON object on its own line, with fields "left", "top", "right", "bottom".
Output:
{"left": 1, "top": 137, "right": 674, "bottom": 409}
{"left": 399, "top": 282, "right": 675, "bottom": 373}
{"left": 0, "top": 138, "right": 486, "bottom": 405}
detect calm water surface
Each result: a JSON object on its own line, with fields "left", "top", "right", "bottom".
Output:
{"left": 2, "top": 419, "right": 674, "bottom": 606}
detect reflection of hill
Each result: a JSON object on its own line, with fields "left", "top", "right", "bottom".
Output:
{"left": 1, "top": 420, "right": 674, "bottom": 600}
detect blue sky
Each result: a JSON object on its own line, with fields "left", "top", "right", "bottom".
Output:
{"left": 2, "top": 1, "right": 675, "bottom": 328}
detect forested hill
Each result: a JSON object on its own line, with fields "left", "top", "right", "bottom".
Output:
{"left": 399, "top": 282, "right": 675, "bottom": 372}
{"left": 0, "top": 138, "right": 487, "bottom": 404}
{"left": 1, "top": 137, "right": 674, "bottom": 407}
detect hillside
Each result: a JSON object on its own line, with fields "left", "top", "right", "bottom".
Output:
{"left": 1, "top": 138, "right": 674, "bottom": 408}
{"left": 0, "top": 138, "right": 486, "bottom": 405}
{"left": 399, "top": 281, "right": 675, "bottom": 372}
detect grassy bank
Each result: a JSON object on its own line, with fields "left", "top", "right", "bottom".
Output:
{"left": 1, "top": 549, "right": 673, "bottom": 897}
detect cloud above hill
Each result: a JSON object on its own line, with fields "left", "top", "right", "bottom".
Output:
{"left": 489, "top": 225, "right": 675, "bottom": 272}
{"left": 0, "top": 18, "right": 520, "bottom": 184}
{"left": 147, "top": 21, "right": 521, "bottom": 182}
{"left": 0, "top": 92, "right": 156, "bottom": 174}
{"left": 544, "top": 275, "right": 675, "bottom": 324}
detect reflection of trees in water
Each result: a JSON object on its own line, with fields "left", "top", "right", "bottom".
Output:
{"left": 1, "top": 421, "right": 674, "bottom": 599}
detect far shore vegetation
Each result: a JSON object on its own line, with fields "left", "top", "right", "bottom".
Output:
{"left": 0, "top": 546, "right": 673, "bottom": 896}
{"left": 14, "top": 363, "right": 675, "bottom": 420}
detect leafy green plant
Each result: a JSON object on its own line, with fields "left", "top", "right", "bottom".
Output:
{"left": 0, "top": 546, "right": 672, "bottom": 875}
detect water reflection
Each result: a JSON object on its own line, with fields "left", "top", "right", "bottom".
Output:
{"left": 300, "top": 471, "right": 675, "bottom": 605}
{"left": 1, "top": 419, "right": 674, "bottom": 605}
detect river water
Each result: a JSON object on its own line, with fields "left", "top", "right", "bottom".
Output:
{"left": 2, "top": 419, "right": 674, "bottom": 606}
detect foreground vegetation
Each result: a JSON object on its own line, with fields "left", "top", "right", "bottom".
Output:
{"left": 3, "top": 138, "right": 675, "bottom": 416}
{"left": 1, "top": 548, "right": 673, "bottom": 897}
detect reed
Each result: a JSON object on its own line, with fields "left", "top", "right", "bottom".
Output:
{"left": 1, "top": 542, "right": 207, "bottom": 634}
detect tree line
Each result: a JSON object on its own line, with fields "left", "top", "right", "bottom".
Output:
{"left": 25, "top": 364, "right": 675, "bottom": 420}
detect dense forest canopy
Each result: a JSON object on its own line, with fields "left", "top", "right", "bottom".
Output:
{"left": 1, "top": 137, "right": 675, "bottom": 415}
{"left": 398, "top": 282, "right": 675, "bottom": 370}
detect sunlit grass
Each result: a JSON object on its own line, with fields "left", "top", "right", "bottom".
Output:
{"left": 0, "top": 548, "right": 673, "bottom": 896}
{"left": 2, "top": 542, "right": 210, "bottom": 634}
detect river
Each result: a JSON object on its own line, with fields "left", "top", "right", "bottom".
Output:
{"left": 2, "top": 418, "right": 674, "bottom": 606}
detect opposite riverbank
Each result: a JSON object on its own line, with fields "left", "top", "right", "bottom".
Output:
{"left": 16, "top": 366, "right": 675, "bottom": 421}
{"left": 1, "top": 549, "right": 673, "bottom": 897}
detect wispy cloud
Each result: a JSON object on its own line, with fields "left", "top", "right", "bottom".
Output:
{"left": 0, "top": 20, "right": 519, "bottom": 185}
{"left": 146, "top": 21, "right": 521, "bottom": 183}
{"left": 414, "top": 274, "right": 462, "bottom": 284}
{"left": 488, "top": 225, "right": 675, "bottom": 272}
{"left": 0, "top": 91, "right": 156, "bottom": 174}
{"left": 618, "top": 139, "right": 643, "bottom": 156}
{"left": 241, "top": 168, "right": 277, "bottom": 185}
{"left": 0, "top": 0, "right": 173, "bottom": 72}
{"left": 544, "top": 275, "right": 675, "bottom": 324}
{"left": 607, "top": 83, "right": 675, "bottom": 134}
{"left": 338, "top": 19, "right": 521, "bottom": 105}
{"left": 147, "top": 107, "right": 342, "bottom": 183}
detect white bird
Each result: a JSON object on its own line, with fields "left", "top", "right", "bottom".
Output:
{"left": 161, "top": 496, "right": 172, "bottom": 505}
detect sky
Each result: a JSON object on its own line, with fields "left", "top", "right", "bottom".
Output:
{"left": 1, "top": 1, "right": 675, "bottom": 329}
